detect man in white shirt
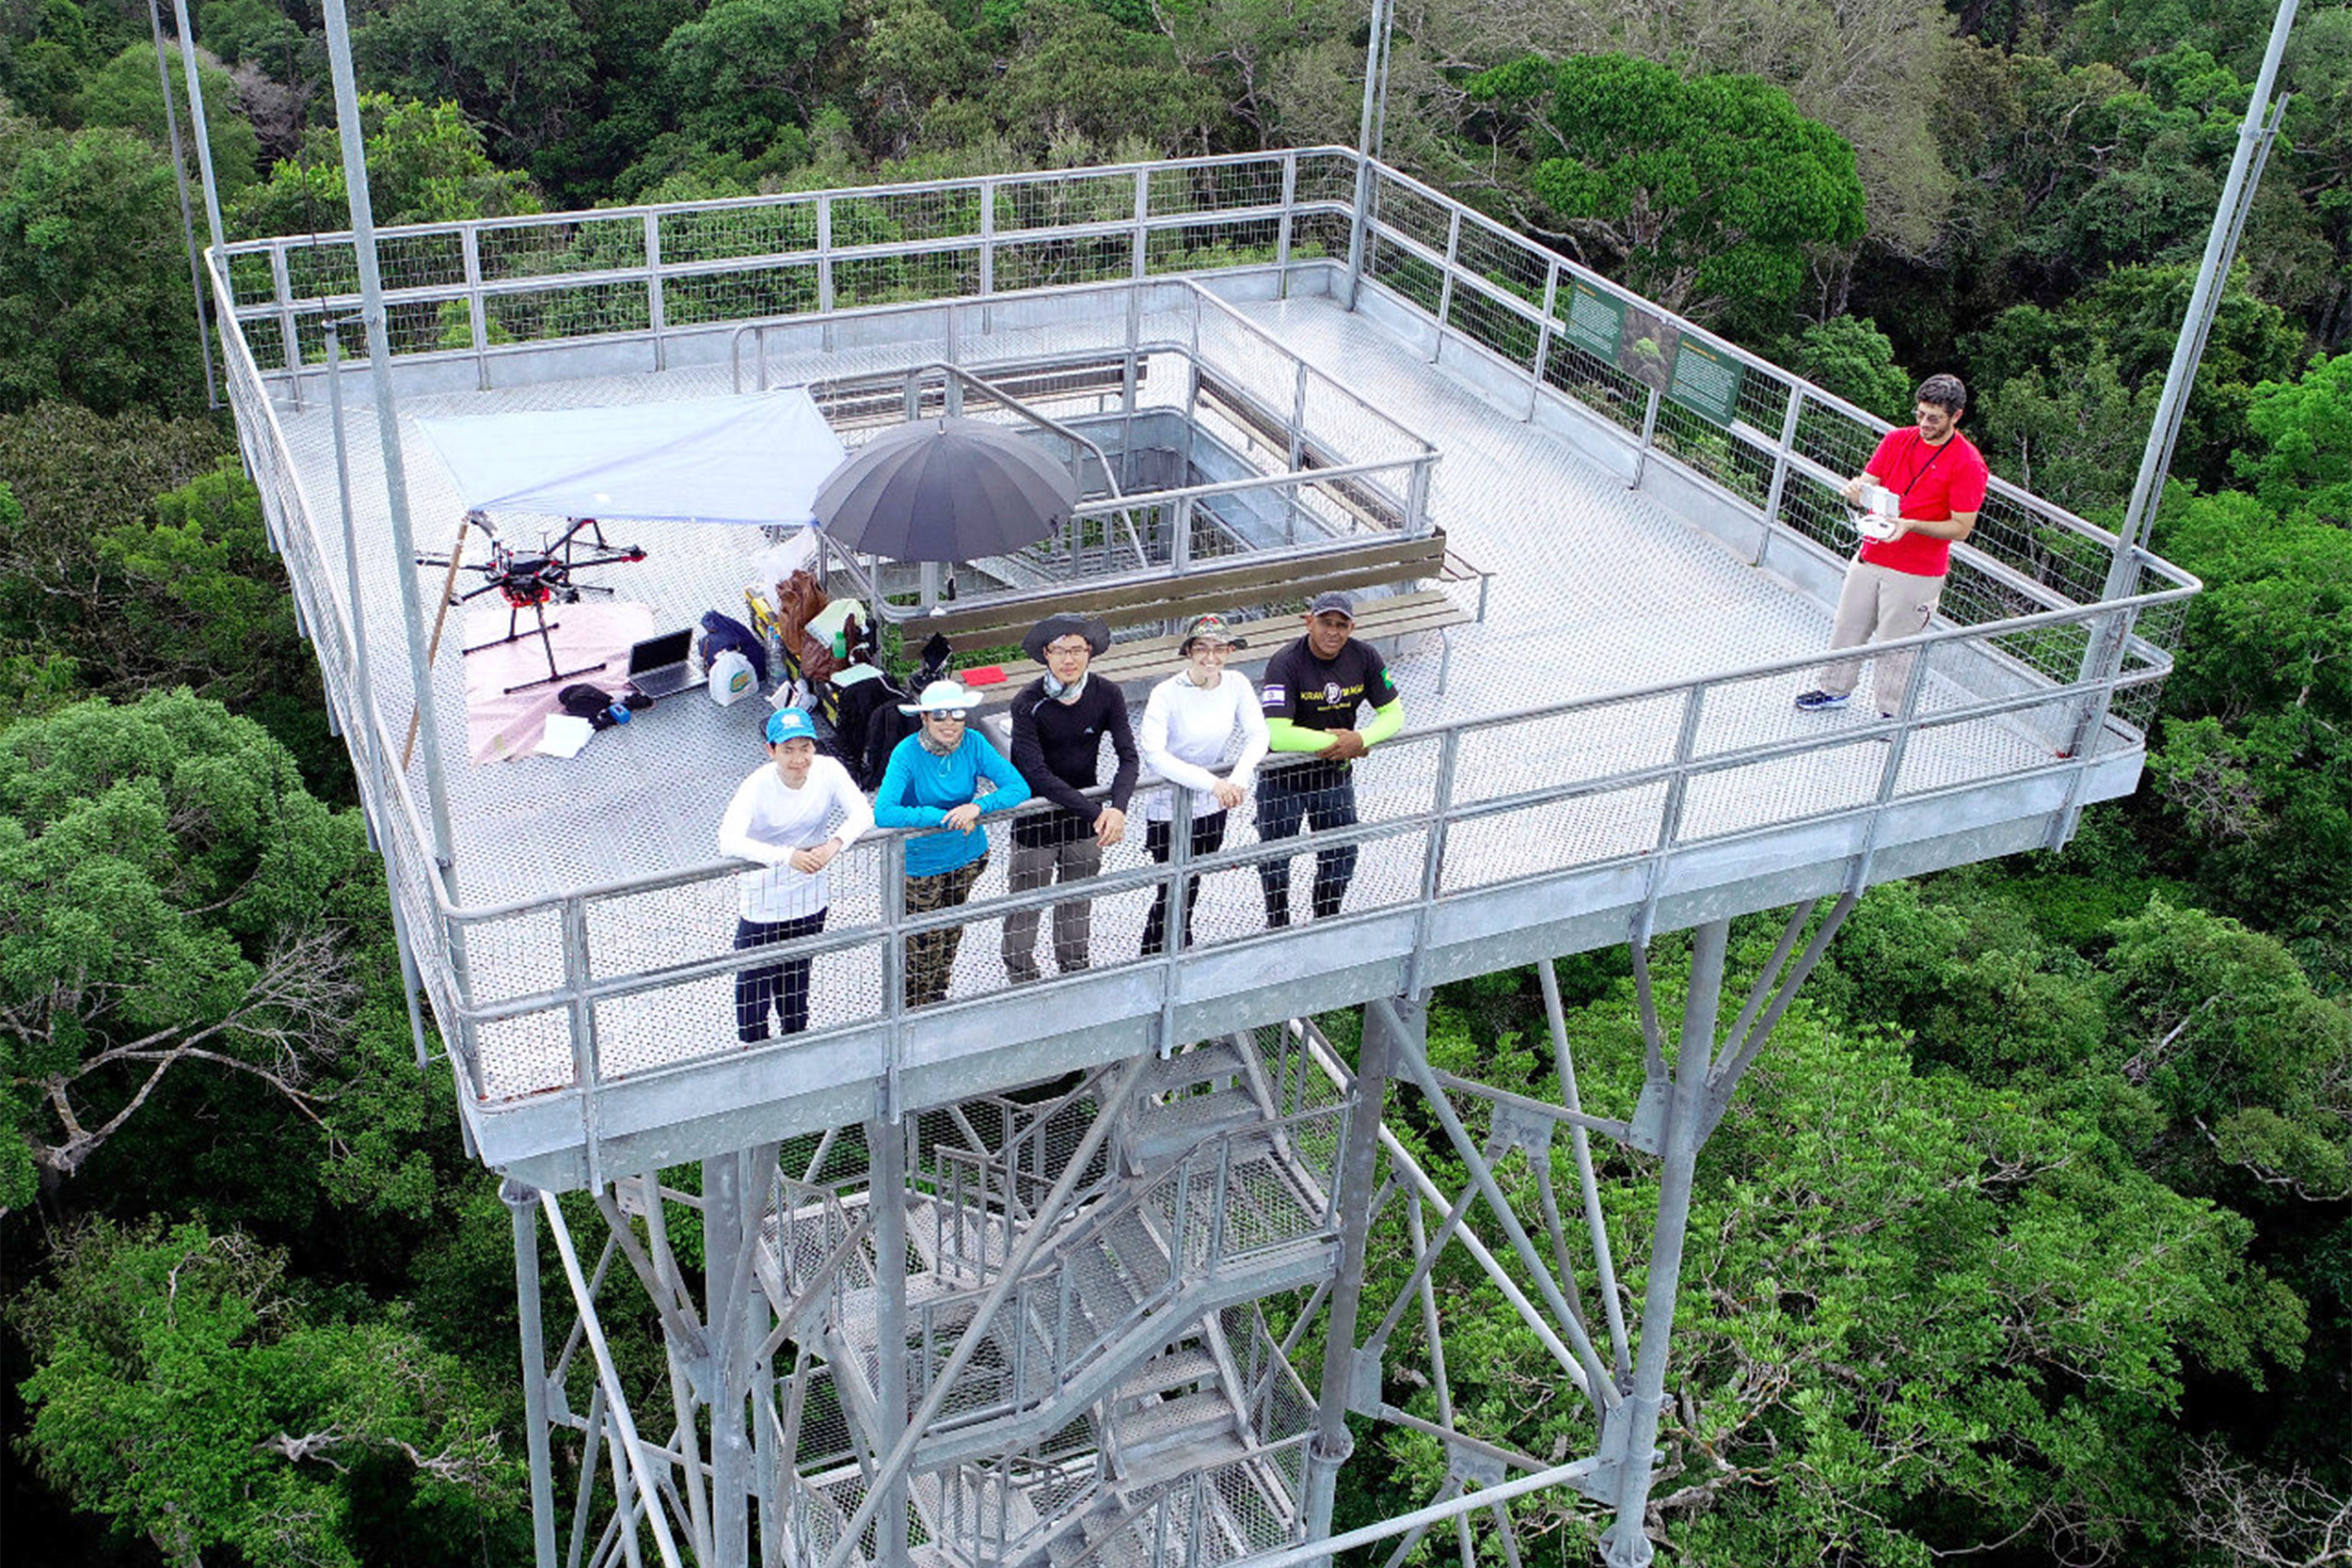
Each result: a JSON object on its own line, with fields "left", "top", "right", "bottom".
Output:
{"left": 717, "top": 706, "right": 874, "bottom": 1039}
{"left": 1136, "top": 615, "right": 1270, "bottom": 955}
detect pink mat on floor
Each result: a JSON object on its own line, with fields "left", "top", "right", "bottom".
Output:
{"left": 462, "top": 600, "right": 656, "bottom": 764}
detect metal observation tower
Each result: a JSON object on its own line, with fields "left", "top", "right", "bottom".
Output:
{"left": 206, "top": 129, "right": 2197, "bottom": 1566}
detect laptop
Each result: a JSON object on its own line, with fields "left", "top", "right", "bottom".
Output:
{"left": 623, "top": 628, "right": 701, "bottom": 700}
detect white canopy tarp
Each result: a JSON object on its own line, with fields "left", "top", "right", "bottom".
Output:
{"left": 414, "top": 388, "right": 848, "bottom": 527}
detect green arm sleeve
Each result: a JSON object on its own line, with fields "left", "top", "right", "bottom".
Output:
{"left": 1265, "top": 716, "right": 1334, "bottom": 754}
{"left": 1359, "top": 697, "right": 1405, "bottom": 749}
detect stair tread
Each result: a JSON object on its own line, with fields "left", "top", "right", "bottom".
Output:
{"left": 1116, "top": 1431, "right": 1251, "bottom": 1496}
{"left": 1150, "top": 1039, "right": 1249, "bottom": 1091}
{"left": 1102, "top": 1211, "right": 1171, "bottom": 1292}
{"left": 1115, "top": 1343, "right": 1218, "bottom": 1399}
{"left": 1115, "top": 1386, "right": 1236, "bottom": 1448}
{"left": 1141, "top": 1086, "right": 1262, "bottom": 1135}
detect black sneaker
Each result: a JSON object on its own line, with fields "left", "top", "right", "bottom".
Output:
{"left": 1793, "top": 689, "right": 1851, "bottom": 712}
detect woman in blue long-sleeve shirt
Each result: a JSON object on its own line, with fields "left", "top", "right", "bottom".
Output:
{"left": 872, "top": 679, "right": 1032, "bottom": 1006}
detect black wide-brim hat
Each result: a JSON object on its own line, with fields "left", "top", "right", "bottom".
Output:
{"left": 1023, "top": 612, "right": 1112, "bottom": 663}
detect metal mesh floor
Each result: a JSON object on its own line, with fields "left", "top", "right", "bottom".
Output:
{"left": 273, "top": 293, "right": 2072, "bottom": 1098}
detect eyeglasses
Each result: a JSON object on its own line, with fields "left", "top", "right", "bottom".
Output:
{"left": 926, "top": 708, "right": 970, "bottom": 721}
{"left": 1043, "top": 641, "right": 1091, "bottom": 657}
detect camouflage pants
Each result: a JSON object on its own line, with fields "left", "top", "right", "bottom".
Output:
{"left": 903, "top": 856, "right": 987, "bottom": 1007}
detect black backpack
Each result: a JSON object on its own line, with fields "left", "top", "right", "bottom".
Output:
{"left": 853, "top": 633, "right": 955, "bottom": 790}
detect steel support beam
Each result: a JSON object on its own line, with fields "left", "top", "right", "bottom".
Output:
{"left": 1597, "top": 921, "right": 1728, "bottom": 1567}
{"left": 704, "top": 1150, "right": 765, "bottom": 1568}
{"left": 1302, "top": 995, "right": 1408, "bottom": 1547}
{"left": 507, "top": 1180, "right": 562, "bottom": 1568}
{"left": 866, "top": 1119, "right": 914, "bottom": 1568}
{"left": 319, "top": 0, "right": 464, "bottom": 898}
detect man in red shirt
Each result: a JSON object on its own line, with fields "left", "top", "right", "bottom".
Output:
{"left": 1795, "top": 373, "right": 1990, "bottom": 718}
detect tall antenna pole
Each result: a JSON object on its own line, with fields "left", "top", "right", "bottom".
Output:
{"left": 1343, "top": 0, "right": 1395, "bottom": 309}
{"left": 318, "top": 0, "right": 465, "bottom": 898}
{"left": 166, "top": 0, "right": 229, "bottom": 261}
{"left": 2115, "top": 0, "right": 2300, "bottom": 562}
{"left": 2063, "top": 0, "right": 2298, "bottom": 787}
{"left": 147, "top": 0, "right": 216, "bottom": 408}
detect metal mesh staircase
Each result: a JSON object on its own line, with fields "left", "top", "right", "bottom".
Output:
{"left": 763, "top": 1030, "right": 1340, "bottom": 1568}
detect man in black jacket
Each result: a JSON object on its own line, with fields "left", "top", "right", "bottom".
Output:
{"left": 1004, "top": 613, "right": 1138, "bottom": 983}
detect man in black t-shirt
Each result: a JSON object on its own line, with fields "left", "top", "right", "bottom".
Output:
{"left": 1005, "top": 613, "right": 1137, "bottom": 982}
{"left": 1256, "top": 592, "right": 1405, "bottom": 926}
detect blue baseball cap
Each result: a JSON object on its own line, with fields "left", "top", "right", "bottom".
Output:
{"left": 765, "top": 707, "right": 817, "bottom": 745}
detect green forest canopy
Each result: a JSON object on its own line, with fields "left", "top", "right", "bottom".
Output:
{"left": 1, "top": 0, "right": 2348, "bottom": 1561}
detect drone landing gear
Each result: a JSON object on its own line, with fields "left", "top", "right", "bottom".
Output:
{"left": 466, "top": 600, "right": 611, "bottom": 695}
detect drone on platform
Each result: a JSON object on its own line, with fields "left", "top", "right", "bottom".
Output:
{"left": 418, "top": 512, "right": 647, "bottom": 694}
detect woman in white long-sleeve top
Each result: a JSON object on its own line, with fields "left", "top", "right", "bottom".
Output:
{"left": 1136, "top": 615, "right": 1270, "bottom": 956}
{"left": 717, "top": 706, "right": 875, "bottom": 1039}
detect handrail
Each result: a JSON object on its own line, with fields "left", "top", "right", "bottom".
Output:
{"left": 203, "top": 147, "right": 2201, "bottom": 1142}
{"left": 424, "top": 574, "right": 2191, "bottom": 928}
{"left": 214, "top": 145, "right": 1363, "bottom": 264}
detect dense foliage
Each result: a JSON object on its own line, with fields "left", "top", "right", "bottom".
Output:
{"left": 1, "top": 0, "right": 2347, "bottom": 1560}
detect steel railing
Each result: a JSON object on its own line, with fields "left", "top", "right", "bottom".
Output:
{"left": 205, "top": 150, "right": 2201, "bottom": 1180}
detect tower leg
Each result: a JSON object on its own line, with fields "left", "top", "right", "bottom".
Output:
{"left": 1302, "top": 995, "right": 1411, "bottom": 1547}
{"left": 705, "top": 1152, "right": 757, "bottom": 1568}
{"left": 867, "top": 1119, "right": 914, "bottom": 1568}
{"left": 505, "top": 1178, "right": 561, "bottom": 1568}
{"left": 1597, "top": 920, "right": 1729, "bottom": 1568}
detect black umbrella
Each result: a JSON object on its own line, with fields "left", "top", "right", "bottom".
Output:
{"left": 812, "top": 417, "right": 1077, "bottom": 562}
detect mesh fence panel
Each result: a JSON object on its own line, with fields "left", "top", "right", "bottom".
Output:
{"left": 1445, "top": 278, "right": 1545, "bottom": 373}
{"left": 1294, "top": 151, "right": 1359, "bottom": 206}
{"left": 1147, "top": 159, "right": 1287, "bottom": 219}
{"left": 484, "top": 279, "right": 652, "bottom": 343}
{"left": 660, "top": 199, "right": 819, "bottom": 263}
{"left": 1368, "top": 231, "right": 1443, "bottom": 316}
{"left": 478, "top": 214, "right": 647, "bottom": 281}
{"left": 998, "top": 168, "right": 1142, "bottom": 231}
{"left": 1374, "top": 179, "right": 1452, "bottom": 259}
{"left": 836, "top": 248, "right": 983, "bottom": 309}
{"left": 1147, "top": 217, "right": 1283, "bottom": 277}
{"left": 224, "top": 247, "right": 276, "bottom": 307}
{"left": 1288, "top": 212, "right": 1351, "bottom": 263}
{"left": 1540, "top": 334, "right": 1648, "bottom": 435}
{"left": 833, "top": 184, "right": 986, "bottom": 247}
{"left": 994, "top": 236, "right": 1137, "bottom": 292}
{"left": 1649, "top": 397, "right": 1772, "bottom": 508}
{"left": 662, "top": 262, "right": 821, "bottom": 326}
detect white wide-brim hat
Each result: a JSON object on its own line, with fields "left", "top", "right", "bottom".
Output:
{"left": 898, "top": 678, "right": 983, "bottom": 716}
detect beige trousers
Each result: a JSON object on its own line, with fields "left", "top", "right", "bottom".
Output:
{"left": 1820, "top": 560, "right": 1944, "bottom": 712}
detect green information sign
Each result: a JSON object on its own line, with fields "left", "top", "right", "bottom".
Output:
{"left": 1560, "top": 279, "right": 1626, "bottom": 362}
{"left": 1667, "top": 335, "right": 1744, "bottom": 427}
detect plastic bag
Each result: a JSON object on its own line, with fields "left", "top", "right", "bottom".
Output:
{"left": 707, "top": 648, "right": 757, "bottom": 705}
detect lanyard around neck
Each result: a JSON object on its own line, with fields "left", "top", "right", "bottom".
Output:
{"left": 1898, "top": 433, "right": 1953, "bottom": 499}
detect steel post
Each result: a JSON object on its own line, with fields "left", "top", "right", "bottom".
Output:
{"left": 867, "top": 1119, "right": 914, "bottom": 1568}
{"left": 1630, "top": 388, "right": 1661, "bottom": 491}
{"left": 1537, "top": 962, "right": 1631, "bottom": 1383}
{"left": 705, "top": 1153, "right": 753, "bottom": 1568}
{"left": 1302, "top": 995, "right": 1408, "bottom": 1548}
{"left": 1597, "top": 921, "right": 1730, "bottom": 1568}
{"left": 319, "top": 0, "right": 465, "bottom": 901}
{"left": 505, "top": 1180, "right": 561, "bottom": 1568}
{"left": 2115, "top": 0, "right": 2301, "bottom": 567}
{"left": 165, "top": 0, "right": 227, "bottom": 259}
{"left": 146, "top": 0, "right": 215, "bottom": 407}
